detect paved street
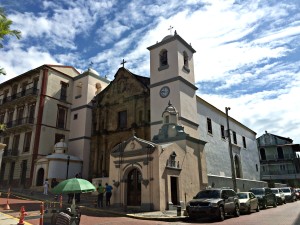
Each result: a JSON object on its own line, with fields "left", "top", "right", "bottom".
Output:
{"left": 1, "top": 195, "right": 300, "bottom": 225}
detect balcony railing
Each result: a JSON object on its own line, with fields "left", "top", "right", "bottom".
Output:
{"left": 6, "top": 117, "right": 34, "bottom": 129}
{"left": 262, "top": 153, "right": 295, "bottom": 161}
{"left": 0, "top": 88, "right": 38, "bottom": 106}
{"left": 3, "top": 149, "right": 18, "bottom": 157}
{"left": 261, "top": 170, "right": 296, "bottom": 175}
{"left": 166, "top": 159, "right": 180, "bottom": 169}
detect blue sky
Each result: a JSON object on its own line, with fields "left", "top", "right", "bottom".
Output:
{"left": 1, "top": 0, "right": 300, "bottom": 143}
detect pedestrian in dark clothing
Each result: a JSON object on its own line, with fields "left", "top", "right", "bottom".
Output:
{"left": 75, "top": 173, "right": 81, "bottom": 202}
{"left": 105, "top": 183, "right": 113, "bottom": 206}
{"left": 97, "top": 183, "right": 105, "bottom": 207}
{"left": 68, "top": 193, "right": 74, "bottom": 204}
{"left": 51, "top": 178, "right": 59, "bottom": 188}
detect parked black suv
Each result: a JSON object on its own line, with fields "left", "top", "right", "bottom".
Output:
{"left": 186, "top": 188, "right": 240, "bottom": 221}
{"left": 249, "top": 187, "right": 277, "bottom": 209}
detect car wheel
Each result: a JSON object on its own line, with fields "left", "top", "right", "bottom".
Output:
{"left": 218, "top": 206, "right": 225, "bottom": 221}
{"left": 284, "top": 199, "right": 286, "bottom": 204}
{"left": 273, "top": 199, "right": 277, "bottom": 208}
{"left": 256, "top": 204, "right": 260, "bottom": 212}
{"left": 262, "top": 200, "right": 267, "bottom": 209}
{"left": 234, "top": 204, "right": 240, "bottom": 217}
{"left": 188, "top": 216, "right": 196, "bottom": 221}
{"left": 247, "top": 205, "right": 251, "bottom": 214}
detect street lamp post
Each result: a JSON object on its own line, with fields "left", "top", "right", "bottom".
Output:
{"left": 66, "top": 155, "right": 70, "bottom": 179}
{"left": 225, "top": 107, "right": 237, "bottom": 192}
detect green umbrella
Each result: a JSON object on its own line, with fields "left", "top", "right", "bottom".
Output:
{"left": 52, "top": 178, "right": 96, "bottom": 194}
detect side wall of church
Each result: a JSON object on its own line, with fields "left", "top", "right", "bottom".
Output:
{"left": 197, "top": 98, "right": 260, "bottom": 182}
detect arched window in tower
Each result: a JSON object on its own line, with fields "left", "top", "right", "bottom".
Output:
{"left": 183, "top": 51, "right": 188, "bottom": 68}
{"left": 183, "top": 51, "right": 190, "bottom": 72}
{"left": 160, "top": 49, "right": 168, "bottom": 67}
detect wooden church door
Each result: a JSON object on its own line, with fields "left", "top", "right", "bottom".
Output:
{"left": 127, "top": 168, "right": 142, "bottom": 206}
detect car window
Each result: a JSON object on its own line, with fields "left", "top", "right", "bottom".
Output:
{"left": 221, "top": 190, "right": 228, "bottom": 198}
{"left": 250, "top": 189, "right": 264, "bottom": 195}
{"left": 195, "top": 190, "right": 221, "bottom": 199}
{"left": 280, "top": 188, "right": 291, "bottom": 193}
{"left": 271, "top": 189, "right": 278, "bottom": 194}
{"left": 237, "top": 193, "right": 248, "bottom": 199}
{"left": 250, "top": 193, "right": 256, "bottom": 199}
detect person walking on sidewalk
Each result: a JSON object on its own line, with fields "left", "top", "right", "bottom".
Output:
{"left": 43, "top": 179, "right": 49, "bottom": 195}
{"left": 105, "top": 183, "right": 113, "bottom": 206}
{"left": 97, "top": 183, "right": 105, "bottom": 207}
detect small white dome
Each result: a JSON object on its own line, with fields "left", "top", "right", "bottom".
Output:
{"left": 163, "top": 102, "right": 178, "bottom": 115}
{"left": 54, "top": 139, "right": 68, "bottom": 154}
{"left": 162, "top": 35, "right": 173, "bottom": 42}
{"left": 87, "top": 68, "right": 100, "bottom": 76}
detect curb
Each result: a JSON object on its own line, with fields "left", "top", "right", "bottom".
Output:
{"left": 3, "top": 191, "right": 188, "bottom": 222}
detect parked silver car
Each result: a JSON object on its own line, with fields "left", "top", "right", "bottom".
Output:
{"left": 237, "top": 192, "right": 260, "bottom": 214}
{"left": 271, "top": 188, "right": 286, "bottom": 205}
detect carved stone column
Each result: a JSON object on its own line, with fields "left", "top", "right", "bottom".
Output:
{"left": 0, "top": 143, "right": 7, "bottom": 169}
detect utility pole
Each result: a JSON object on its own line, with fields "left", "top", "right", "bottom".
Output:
{"left": 226, "top": 107, "right": 237, "bottom": 192}
{"left": 66, "top": 155, "right": 70, "bottom": 179}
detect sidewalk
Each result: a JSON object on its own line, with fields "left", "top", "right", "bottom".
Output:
{"left": 0, "top": 211, "right": 32, "bottom": 225}
{"left": 0, "top": 188, "right": 187, "bottom": 222}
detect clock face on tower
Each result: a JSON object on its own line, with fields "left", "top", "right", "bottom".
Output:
{"left": 160, "top": 86, "right": 170, "bottom": 98}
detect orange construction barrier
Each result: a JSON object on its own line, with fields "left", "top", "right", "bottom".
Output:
{"left": 17, "top": 206, "right": 27, "bottom": 225}
{"left": 39, "top": 202, "right": 44, "bottom": 225}
{"left": 4, "top": 187, "right": 10, "bottom": 210}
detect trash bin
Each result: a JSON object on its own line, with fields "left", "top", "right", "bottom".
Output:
{"left": 177, "top": 205, "right": 181, "bottom": 216}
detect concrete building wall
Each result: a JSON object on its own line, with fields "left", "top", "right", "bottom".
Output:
{"left": 208, "top": 175, "right": 268, "bottom": 192}
{"left": 197, "top": 98, "right": 260, "bottom": 186}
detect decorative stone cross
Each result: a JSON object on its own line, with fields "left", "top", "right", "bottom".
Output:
{"left": 89, "top": 61, "right": 93, "bottom": 68}
{"left": 121, "top": 59, "right": 127, "bottom": 67}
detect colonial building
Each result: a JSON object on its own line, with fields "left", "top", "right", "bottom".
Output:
{"left": 257, "top": 131, "right": 300, "bottom": 187}
{"left": 0, "top": 65, "right": 109, "bottom": 188}
{"left": 92, "top": 31, "right": 263, "bottom": 210}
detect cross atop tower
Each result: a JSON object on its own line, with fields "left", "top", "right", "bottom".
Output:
{"left": 89, "top": 61, "right": 93, "bottom": 68}
{"left": 168, "top": 26, "right": 174, "bottom": 35}
{"left": 121, "top": 59, "right": 127, "bottom": 67}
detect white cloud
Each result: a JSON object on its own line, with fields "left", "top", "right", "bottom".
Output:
{"left": 1, "top": 0, "right": 300, "bottom": 143}
{"left": 0, "top": 46, "right": 57, "bottom": 83}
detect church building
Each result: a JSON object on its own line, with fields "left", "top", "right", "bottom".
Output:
{"left": 91, "top": 31, "right": 263, "bottom": 210}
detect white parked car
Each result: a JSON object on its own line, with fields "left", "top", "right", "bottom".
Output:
{"left": 271, "top": 188, "right": 286, "bottom": 205}
{"left": 237, "top": 192, "right": 260, "bottom": 214}
{"left": 280, "top": 187, "right": 297, "bottom": 202}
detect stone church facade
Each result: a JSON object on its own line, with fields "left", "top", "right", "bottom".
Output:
{"left": 91, "top": 31, "right": 263, "bottom": 210}
{"left": 90, "top": 68, "right": 151, "bottom": 178}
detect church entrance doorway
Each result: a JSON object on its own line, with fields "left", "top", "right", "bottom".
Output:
{"left": 36, "top": 168, "right": 44, "bottom": 186}
{"left": 127, "top": 168, "right": 141, "bottom": 206}
{"left": 170, "top": 176, "right": 178, "bottom": 205}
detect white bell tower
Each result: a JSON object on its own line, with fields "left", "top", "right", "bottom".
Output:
{"left": 147, "top": 31, "right": 199, "bottom": 140}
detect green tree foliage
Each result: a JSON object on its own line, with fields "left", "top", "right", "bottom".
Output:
{"left": 0, "top": 7, "right": 21, "bottom": 76}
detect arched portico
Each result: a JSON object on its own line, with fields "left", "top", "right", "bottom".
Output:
{"left": 126, "top": 168, "right": 142, "bottom": 206}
